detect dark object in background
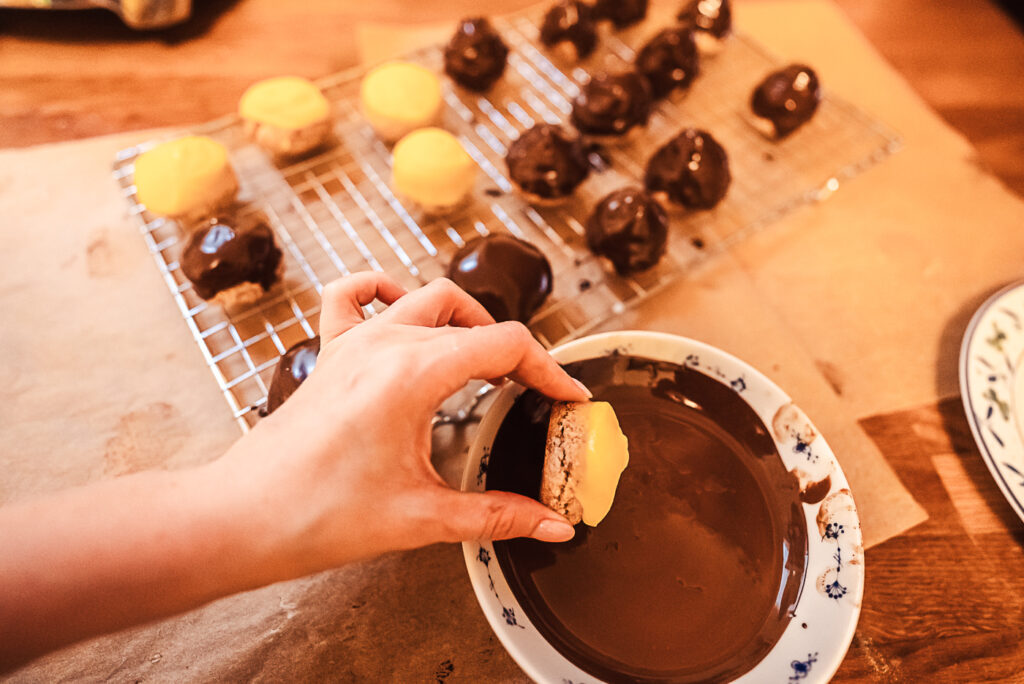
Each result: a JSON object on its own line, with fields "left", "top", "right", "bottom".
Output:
{"left": 447, "top": 234, "right": 553, "bottom": 323}
{"left": 750, "top": 64, "right": 822, "bottom": 138}
{"left": 506, "top": 124, "right": 591, "bottom": 201}
{"left": 263, "top": 336, "right": 320, "bottom": 415}
{"left": 443, "top": 18, "right": 510, "bottom": 92}
{"left": 1, "top": 0, "right": 192, "bottom": 29}
{"left": 645, "top": 128, "right": 731, "bottom": 209}
{"left": 635, "top": 27, "right": 700, "bottom": 99}
{"left": 539, "top": 0, "right": 599, "bottom": 59}
{"left": 592, "top": 0, "right": 648, "bottom": 29}
{"left": 571, "top": 71, "right": 654, "bottom": 138}
{"left": 677, "top": 0, "right": 732, "bottom": 40}
{"left": 586, "top": 188, "right": 669, "bottom": 275}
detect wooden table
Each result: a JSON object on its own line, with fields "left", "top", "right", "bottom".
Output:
{"left": 2, "top": 1, "right": 1024, "bottom": 681}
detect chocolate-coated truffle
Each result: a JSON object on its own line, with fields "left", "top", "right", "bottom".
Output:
{"left": 677, "top": 0, "right": 732, "bottom": 40}
{"left": 444, "top": 18, "right": 509, "bottom": 92}
{"left": 751, "top": 64, "right": 822, "bottom": 138}
{"left": 593, "top": 0, "right": 648, "bottom": 28}
{"left": 447, "top": 234, "right": 553, "bottom": 323}
{"left": 506, "top": 124, "right": 590, "bottom": 201}
{"left": 181, "top": 213, "right": 283, "bottom": 304}
{"left": 635, "top": 27, "right": 700, "bottom": 99}
{"left": 540, "top": 0, "right": 598, "bottom": 60}
{"left": 263, "top": 336, "right": 320, "bottom": 415}
{"left": 570, "top": 71, "right": 653, "bottom": 137}
{"left": 645, "top": 128, "right": 730, "bottom": 210}
{"left": 586, "top": 188, "right": 668, "bottom": 275}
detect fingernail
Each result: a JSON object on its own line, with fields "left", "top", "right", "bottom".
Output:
{"left": 533, "top": 519, "right": 575, "bottom": 543}
{"left": 571, "top": 378, "right": 592, "bottom": 399}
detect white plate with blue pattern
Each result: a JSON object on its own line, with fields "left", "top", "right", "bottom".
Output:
{"left": 462, "top": 331, "right": 864, "bottom": 683}
{"left": 960, "top": 281, "right": 1024, "bottom": 524}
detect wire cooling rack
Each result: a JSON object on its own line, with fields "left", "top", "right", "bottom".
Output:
{"left": 113, "top": 12, "right": 901, "bottom": 432}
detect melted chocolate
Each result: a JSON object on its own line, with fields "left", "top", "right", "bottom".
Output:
{"left": 181, "top": 213, "right": 282, "bottom": 301}
{"left": 645, "top": 128, "right": 731, "bottom": 209}
{"left": 487, "top": 355, "right": 807, "bottom": 683}
{"left": 751, "top": 64, "right": 822, "bottom": 138}
{"left": 506, "top": 124, "right": 590, "bottom": 200}
{"left": 263, "top": 335, "right": 320, "bottom": 415}
{"left": 635, "top": 27, "right": 700, "bottom": 99}
{"left": 444, "top": 18, "right": 510, "bottom": 92}
{"left": 540, "top": 0, "right": 598, "bottom": 59}
{"left": 570, "top": 71, "right": 653, "bottom": 137}
{"left": 593, "top": 0, "right": 648, "bottom": 29}
{"left": 447, "top": 234, "right": 553, "bottom": 322}
{"left": 585, "top": 188, "right": 668, "bottom": 275}
{"left": 677, "top": 0, "right": 732, "bottom": 40}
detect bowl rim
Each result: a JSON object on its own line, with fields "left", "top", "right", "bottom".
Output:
{"left": 461, "top": 330, "right": 864, "bottom": 684}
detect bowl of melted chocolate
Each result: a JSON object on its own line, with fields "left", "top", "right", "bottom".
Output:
{"left": 462, "top": 331, "right": 864, "bottom": 683}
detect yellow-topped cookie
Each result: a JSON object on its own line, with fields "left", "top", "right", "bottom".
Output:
{"left": 360, "top": 62, "right": 442, "bottom": 143}
{"left": 133, "top": 136, "right": 238, "bottom": 221}
{"left": 240, "top": 76, "right": 330, "bottom": 131}
{"left": 392, "top": 128, "right": 477, "bottom": 214}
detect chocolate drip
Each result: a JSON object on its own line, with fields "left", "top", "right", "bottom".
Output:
{"left": 444, "top": 18, "right": 509, "bottom": 92}
{"left": 677, "top": 0, "right": 732, "bottom": 40}
{"left": 635, "top": 27, "right": 700, "bottom": 99}
{"left": 263, "top": 336, "right": 320, "bottom": 415}
{"left": 585, "top": 188, "right": 668, "bottom": 275}
{"left": 540, "top": 0, "right": 598, "bottom": 59}
{"left": 181, "top": 213, "right": 282, "bottom": 301}
{"left": 571, "top": 71, "right": 653, "bottom": 137}
{"left": 447, "top": 234, "right": 553, "bottom": 323}
{"left": 506, "top": 124, "right": 590, "bottom": 200}
{"left": 593, "top": 0, "right": 648, "bottom": 29}
{"left": 645, "top": 128, "right": 730, "bottom": 209}
{"left": 486, "top": 355, "right": 807, "bottom": 683}
{"left": 751, "top": 64, "right": 822, "bottom": 138}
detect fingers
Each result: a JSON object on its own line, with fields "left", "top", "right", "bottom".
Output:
{"left": 320, "top": 272, "right": 408, "bottom": 342}
{"left": 423, "top": 321, "right": 591, "bottom": 405}
{"left": 431, "top": 490, "right": 575, "bottom": 543}
{"left": 382, "top": 278, "right": 495, "bottom": 329}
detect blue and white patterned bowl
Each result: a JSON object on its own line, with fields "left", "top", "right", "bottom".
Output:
{"left": 461, "top": 331, "right": 863, "bottom": 683}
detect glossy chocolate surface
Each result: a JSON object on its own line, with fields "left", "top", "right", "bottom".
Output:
{"left": 585, "top": 188, "right": 668, "bottom": 275}
{"left": 506, "top": 124, "right": 590, "bottom": 200}
{"left": 444, "top": 18, "right": 509, "bottom": 92}
{"left": 645, "top": 128, "right": 731, "bottom": 209}
{"left": 486, "top": 355, "right": 807, "bottom": 683}
{"left": 751, "top": 64, "right": 822, "bottom": 138}
{"left": 571, "top": 71, "right": 653, "bottom": 137}
{"left": 539, "top": 0, "right": 598, "bottom": 59}
{"left": 677, "top": 0, "right": 732, "bottom": 40}
{"left": 447, "top": 234, "right": 553, "bottom": 323}
{"left": 593, "top": 0, "right": 648, "bottom": 29}
{"left": 635, "top": 27, "right": 700, "bottom": 99}
{"left": 263, "top": 336, "right": 320, "bottom": 415}
{"left": 181, "top": 213, "right": 282, "bottom": 301}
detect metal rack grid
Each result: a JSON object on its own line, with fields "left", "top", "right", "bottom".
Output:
{"left": 112, "top": 13, "right": 901, "bottom": 432}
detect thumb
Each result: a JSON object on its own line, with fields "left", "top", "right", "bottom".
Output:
{"left": 433, "top": 490, "right": 576, "bottom": 543}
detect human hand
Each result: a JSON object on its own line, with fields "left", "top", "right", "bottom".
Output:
{"left": 212, "top": 272, "right": 589, "bottom": 581}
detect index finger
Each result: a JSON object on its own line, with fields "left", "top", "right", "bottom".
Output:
{"left": 381, "top": 278, "right": 495, "bottom": 329}
{"left": 421, "top": 321, "right": 590, "bottom": 405}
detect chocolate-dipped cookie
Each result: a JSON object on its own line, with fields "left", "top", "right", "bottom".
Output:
{"left": 645, "top": 128, "right": 730, "bottom": 210}
{"left": 586, "top": 188, "right": 668, "bottom": 275}
{"left": 540, "top": 0, "right": 598, "bottom": 60}
{"left": 678, "top": 0, "right": 732, "bottom": 47}
{"left": 592, "top": 0, "right": 648, "bottom": 29}
{"left": 448, "top": 234, "right": 553, "bottom": 323}
{"left": 750, "top": 64, "right": 821, "bottom": 138}
{"left": 181, "top": 213, "right": 283, "bottom": 307}
{"left": 570, "top": 71, "right": 653, "bottom": 138}
{"left": 263, "top": 336, "right": 320, "bottom": 415}
{"left": 444, "top": 18, "right": 509, "bottom": 92}
{"left": 635, "top": 27, "right": 700, "bottom": 99}
{"left": 506, "top": 124, "right": 590, "bottom": 203}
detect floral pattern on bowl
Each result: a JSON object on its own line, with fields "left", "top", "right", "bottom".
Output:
{"left": 461, "top": 331, "right": 864, "bottom": 683}
{"left": 960, "top": 281, "right": 1024, "bottom": 524}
